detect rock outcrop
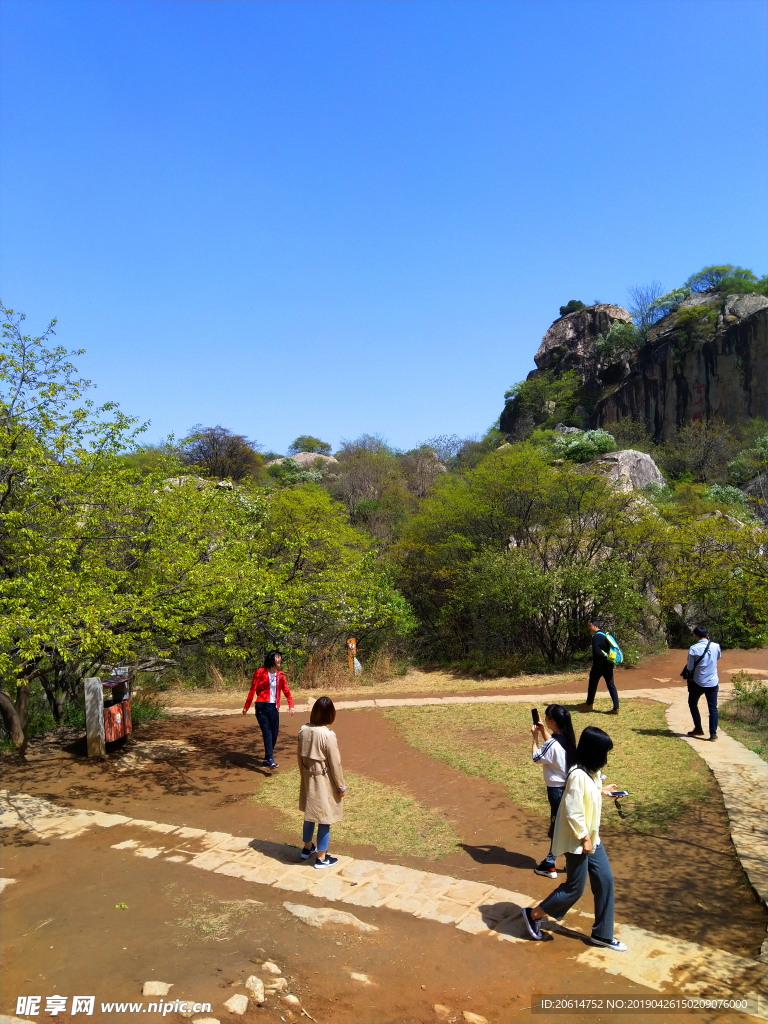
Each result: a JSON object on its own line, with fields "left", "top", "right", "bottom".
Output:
{"left": 533, "top": 303, "right": 632, "bottom": 376}
{"left": 590, "top": 449, "right": 666, "bottom": 492}
{"left": 596, "top": 294, "right": 768, "bottom": 439}
{"left": 267, "top": 452, "right": 339, "bottom": 468}
{"left": 500, "top": 294, "right": 768, "bottom": 441}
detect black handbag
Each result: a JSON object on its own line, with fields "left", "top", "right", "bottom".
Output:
{"left": 681, "top": 639, "right": 711, "bottom": 681}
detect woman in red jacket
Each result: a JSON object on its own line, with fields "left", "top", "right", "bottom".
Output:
{"left": 242, "top": 650, "right": 295, "bottom": 768}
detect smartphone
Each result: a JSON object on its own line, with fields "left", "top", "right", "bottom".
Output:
{"left": 531, "top": 708, "right": 540, "bottom": 725}
{"left": 611, "top": 790, "right": 629, "bottom": 798}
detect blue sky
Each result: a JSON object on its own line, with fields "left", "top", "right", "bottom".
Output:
{"left": 2, "top": 0, "right": 766, "bottom": 455}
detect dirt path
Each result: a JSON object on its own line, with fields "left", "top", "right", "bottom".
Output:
{"left": 2, "top": 790, "right": 764, "bottom": 1024}
{"left": 161, "top": 647, "right": 768, "bottom": 708}
{"left": 3, "top": 710, "right": 766, "bottom": 958}
{"left": 2, "top": 663, "right": 766, "bottom": 1024}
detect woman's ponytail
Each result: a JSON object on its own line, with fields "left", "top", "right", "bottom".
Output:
{"left": 545, "top": 704, "right": 578, "bottom": 770}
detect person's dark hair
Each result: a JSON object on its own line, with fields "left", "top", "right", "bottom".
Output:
{"left": 574, "top": 725, "right": 613, "bottom": 774}
{"left": 545, "top": 704, "right": 577, "bottom": 769}
{"left": 693, "top": 625, "right": 709, "bottom": 638}
{"left": 589, "top": 619, "right": 602, "bottom": 629}
{"left": 263, "top": 649, "right": 283, "bottom": 669}
{"left": 310, "top": 696, "right": 336, "bottom": 726}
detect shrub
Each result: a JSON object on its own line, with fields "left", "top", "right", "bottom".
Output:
{"left": 596, "top": 321, "right": 639, "bottom": 360}
{"left": 649, "top": 287, "right": 690, "bottom": 320}
{"left": 559, "top": 299, "right": 586, "bottom": 316}
{"left": 729, "top": 671, "right": 768, "bottom": 725}
{"left": 706, "top": 484, "right": 750, "bottom": 511}
{"left": 552, "top": 429, "right": 616, "bottom": 462}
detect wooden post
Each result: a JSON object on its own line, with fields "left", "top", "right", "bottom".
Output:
{"left": 346, "top": 638, "right": 357, "bottom": 678}
{"left": 84, "top": 676, "right": 105, "bottom": 757}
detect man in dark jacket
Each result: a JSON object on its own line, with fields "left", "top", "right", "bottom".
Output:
{"left": 581, "top": 620, "right": 620, "bottom": 714}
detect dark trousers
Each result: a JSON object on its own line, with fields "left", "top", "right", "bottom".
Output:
{"left": 539, "top": 841, "right": 615, "bottom": 941}
{"left": 542, "top": 786, "right": 565, "bottom": 868}
{"left": 688, "top": 682, "right": 718, "bottom": 737}
{"left": 255, "top": 702, "right": 280, "bottom": 762}
{"left": 587, "top": 663, "right": 619, "bottom": 709}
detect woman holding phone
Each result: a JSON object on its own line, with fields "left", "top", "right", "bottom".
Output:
{"left": 530, "top": 705, "right": 577, "bottom": 878}
{"left": 523, "top": 725, "right": 627, "bottom": 952}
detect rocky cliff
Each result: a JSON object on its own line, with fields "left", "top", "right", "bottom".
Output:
{"left": 595, "top": 292, "right": 768, "bottom": 439}
{"left": 500, "top": 293, "right": 768, "bottom": 440}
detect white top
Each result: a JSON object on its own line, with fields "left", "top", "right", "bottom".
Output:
{"left": 551, "top": 767, "right": 605, "bottom": 856}
{"left": 532, "top": 736, "right": 568, "bottom": 786}
{"left": 686, "top": 639, "right": 722, "bottom": 687}
{"left": 268, "top": 671, "right": 277, "bottom": 703}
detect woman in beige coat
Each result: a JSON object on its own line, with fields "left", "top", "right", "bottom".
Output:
{"left": 298, "top": 696, "right": 346, "bottom": 869}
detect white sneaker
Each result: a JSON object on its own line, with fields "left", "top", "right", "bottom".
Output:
{"left": 590, "top": 935, "right": 627, "bottom": 951}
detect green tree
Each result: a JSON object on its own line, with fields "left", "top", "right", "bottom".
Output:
{"left": 503, "top": 370, "right": 581, "bottom": 431}
{"left": 559, "top": 300, "right": 586, "bottom": 317}
{"left": 659, "top": 420, "right": 738, "bottom": 484}
{"left": 0, "top": 307, "right": 410, "bottom": 752}
{"left": 287, "top": 435, "right": 332, "bottom": 456}
{"left": 393, "top": 445, "right": 653, "bottom": 664}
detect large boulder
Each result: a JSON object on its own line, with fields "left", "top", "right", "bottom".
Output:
{"left": 267, "top": 452, "right": 339, "bottom": 469}
{"left": 534, "top": 304, "right": 632, "bottom": 376}
{"left": 591, "top": 449, "right": 666, "bottom": 492}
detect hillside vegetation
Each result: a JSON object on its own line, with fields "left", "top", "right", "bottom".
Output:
{"left": 1, "top": 272, "right": 766, "bottom": 749}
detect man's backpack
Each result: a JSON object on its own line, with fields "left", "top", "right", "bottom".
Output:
{"left": 598, "top": 631, "right": 624, "bottom": 666}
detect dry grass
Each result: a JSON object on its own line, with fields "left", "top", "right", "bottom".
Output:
{"left": 160, "top": 666, "right": 584, "bottom": 707}
{"left": 253, "top": 767, "right": 460, "bottom": 860}
{"left": 383, "top": 698, "right": 710, "bottom": 833}
{"left": 163, "top": 884, "right": 262, "bottom": 943}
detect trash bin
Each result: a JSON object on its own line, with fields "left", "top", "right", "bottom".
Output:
{"left": 84, "top": 671, "right": 133, "bottom": 756}
{"left": 103, "top": 677, "right": 132, "bottom": 743}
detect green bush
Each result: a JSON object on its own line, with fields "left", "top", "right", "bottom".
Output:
{"left": 552, "top": 429, "right": 616, "bottom": 462}
{"left": 559, "top": 299, "right": 586, "bottom": 316}
{"left": 705, "top": 484, "right": 749, "bottom": 510}
{"left": 596, "top": 321, "right": 639, "bottom": 360}
{"left": 266, "top": 458, "right": 323, "bottom": 486}
{"left": 730, "top": 671, "right": 768, "bottom": 724}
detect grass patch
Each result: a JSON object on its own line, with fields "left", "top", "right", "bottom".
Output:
{"left": 383, "top": 698, "right": 710, "bottom": 833}
{"left": 160, "top": 666, "right": 588, "bottom": 707}
{"left": 253, "top": 767, "right": 460, "bottom": 860}
{"left": 720, "top": 712, "right": 768, "bottom": 760}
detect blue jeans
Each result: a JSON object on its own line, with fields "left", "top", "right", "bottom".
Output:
{"left": 303, "top": 821, "right": 330, "bottom": 852}
{"left": 539, "top": 841, "right": 615, "bottom": 941}
{"left": 688, "top": 682, "right": 718, "bottom": 737}
{"left": 255, "top": 702, "right": 279, "bottom": 762}
{"left": 542, "top": 786, "right": 565, "bottom": 868}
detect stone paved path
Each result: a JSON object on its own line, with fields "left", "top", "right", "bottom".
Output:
{"left": 1, "top": 788, "right": 765, "bottom": 1017}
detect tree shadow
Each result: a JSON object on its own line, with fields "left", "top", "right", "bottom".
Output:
{"left": 461, "top": 843, "right": 537, "bottom": 870}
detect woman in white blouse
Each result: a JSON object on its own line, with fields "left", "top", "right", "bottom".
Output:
{"left": 523, "top": 725, "right": 627, "bottom": 952}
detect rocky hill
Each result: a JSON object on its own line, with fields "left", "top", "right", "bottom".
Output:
{"left": 500, "top": 292, "right": 768, "bottom": 440}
